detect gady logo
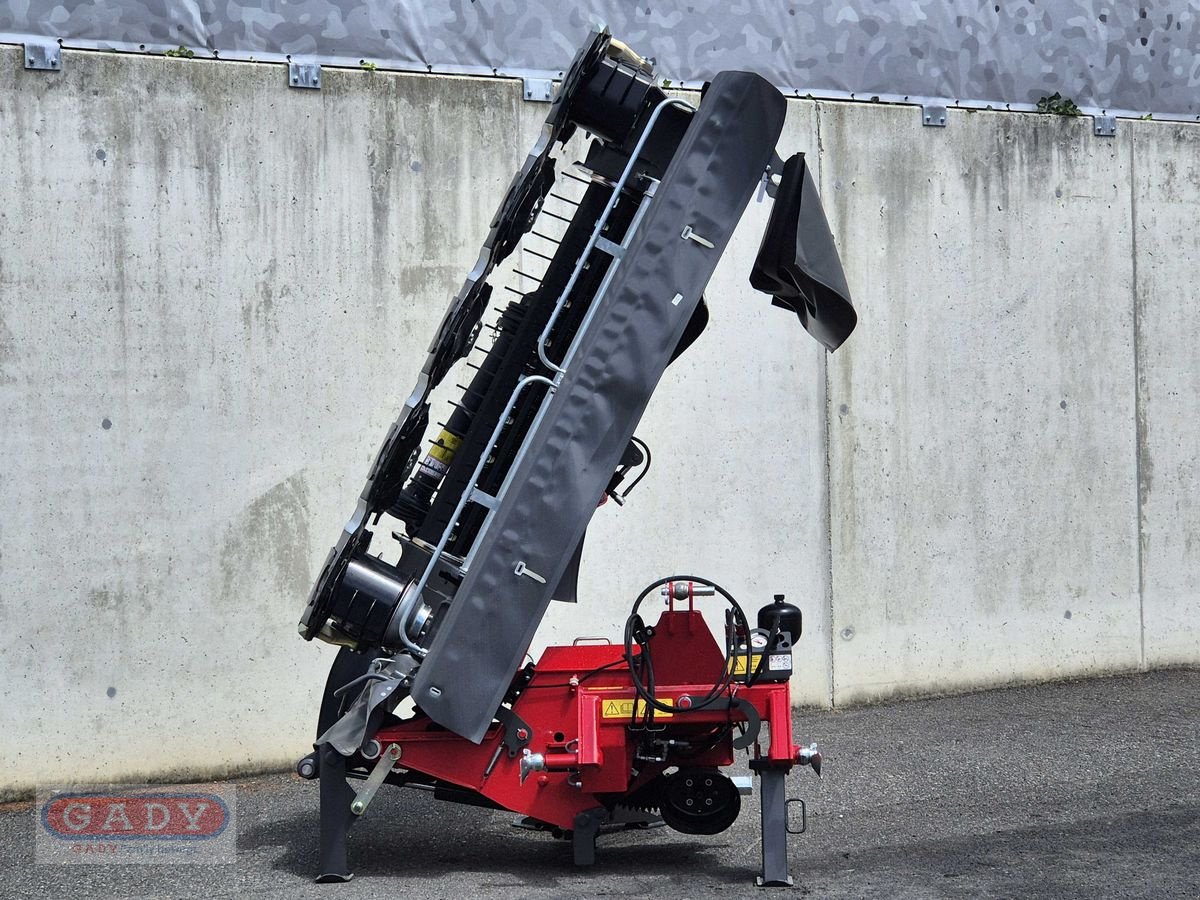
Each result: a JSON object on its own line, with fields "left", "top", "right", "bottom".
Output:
{"left": 41, "top": 792, "right": 230, "bottom": 840}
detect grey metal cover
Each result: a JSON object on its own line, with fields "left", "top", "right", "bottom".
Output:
{"left": 410, "top": 70, "right": 787, "bottom": 742}
{"left": 2, "top": 2, "right": 1197, "bottom": 122}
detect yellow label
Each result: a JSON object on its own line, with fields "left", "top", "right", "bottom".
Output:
{"left": 427, "top": 430, "right": 462, "bottom": 464}
{"left": 727, "top": 654, "right": 762, "bottom": 676}
{"left": 600, "top": 697, "right": 674, "bottom": 719}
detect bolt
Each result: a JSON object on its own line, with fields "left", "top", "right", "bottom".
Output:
{"left": 516, "top": 727, "right": 529, "bottom": 741}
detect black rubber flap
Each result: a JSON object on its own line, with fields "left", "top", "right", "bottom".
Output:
{"left": 411, "top": 71, "right": 787, "bottom": 742}
{"left": 750, "top": 153, "right": 856, "bottom": 350}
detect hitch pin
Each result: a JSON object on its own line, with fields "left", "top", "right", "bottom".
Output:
{"left": 680, "top": 225, "right": 715, "bottom": 248}
{"left": 350, "top": 743, "right": 401, "bottom": 815}
{"left": 514, "top": 561, "right": 547, "bottom": 584}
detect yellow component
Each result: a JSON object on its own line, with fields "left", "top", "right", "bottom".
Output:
{"left": 727, "top": 654, "right": 763, "bottom": 676}
{"left": 600, "top": 697, "right": 674, "bottom": 719}
{"left": 427, "top": 430, "right": 462, "bottom": 465}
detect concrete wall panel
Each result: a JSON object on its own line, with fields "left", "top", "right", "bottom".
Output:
{"left": 0, "top": 48, "right": 525, "bottom": 796}
{"left": 1131, "top": 121, "right": 1200, "bottom": 666}
{"left": 819, "top": 103, "right": 1142, "bottom": 704}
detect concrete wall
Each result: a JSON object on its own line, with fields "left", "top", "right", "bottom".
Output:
{"left": 820, "top": 104, "right": 1143, "bottom": 703}
{"left": 819, "top": 106, "right": 1199, "bottom": 702}
{"left": 0, "top": 47, "right": 528, "bottom": 796}
{"left": 1, "top": 47, "right": 1196, "bottom": 795}
{"left": 1132, "top": 121, "right": 1200, "bottom": 668}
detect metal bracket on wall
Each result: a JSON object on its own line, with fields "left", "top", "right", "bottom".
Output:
{"left": 24, "top": 41, "right": 61, "bottom": 72}
{"left": 288, "top": 61, "right": 321, "bottom": 90}
{"left": 1093, "top": 115, "right": 1117, "bottom": 137}
{"left": 922, "top": 104, "right": 948, "bottom": 127}
{"left": 523, "top": 77, "right": 554, "bottom": 102}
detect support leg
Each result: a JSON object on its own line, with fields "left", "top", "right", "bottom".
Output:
{"left": 316, "top": 745, "right": 357, "bottom": 883}
{"left": 755, "top": 766, "right": 793, "bottom": 887}
{"left": 572, "top": 807, "right": 608, "bottom": 866}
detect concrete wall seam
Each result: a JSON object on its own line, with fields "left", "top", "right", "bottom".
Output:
{"left": 1129, "top": 128, "right": 1147, "bottom": 672}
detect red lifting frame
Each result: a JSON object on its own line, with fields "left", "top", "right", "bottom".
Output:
{"left": 371, "top": 600, "right": 798, "bottom": 832}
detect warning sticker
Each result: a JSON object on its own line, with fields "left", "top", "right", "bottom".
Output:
{"left": 600, "top": 698, "right": 674, "bottom": 719}
{"left": 726, "top": 654, "right": 762, "bottom": 676}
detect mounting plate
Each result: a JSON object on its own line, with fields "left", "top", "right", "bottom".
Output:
{"left": 289, "top": 61, "right": 321, "bottom": 90}
{"left": 523, "top": 78, "right": 554, "bottom": 102}
{"left": 24, "top": 41, "right": 61, "bottom": 72}
{"left": 1094, "top": 115, "right": 1117, "bottom": 137}
{"left": 922, "top": 104, "right": 948, "bottom": 127}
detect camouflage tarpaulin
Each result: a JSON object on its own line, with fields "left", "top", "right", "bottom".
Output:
{"left": 3, "top": 2, "right": 1195, "bottom": 121}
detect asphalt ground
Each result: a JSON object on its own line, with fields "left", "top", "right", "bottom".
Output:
{"left": 2, "top": 670, "right": 1196, "bottom": 899}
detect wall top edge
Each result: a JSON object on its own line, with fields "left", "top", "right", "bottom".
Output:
{"left": 4, "top": 36, "right": 1198, "bottom": 128}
